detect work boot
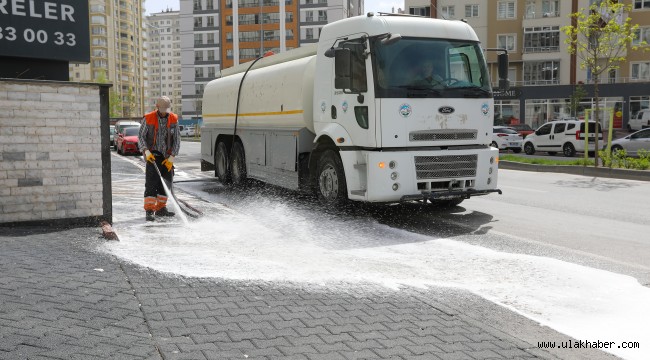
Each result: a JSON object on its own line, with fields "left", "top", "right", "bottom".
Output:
{"left": 146, "top": 211, "right": 155, "bottom": 221}
{"left": 156, "top": 207, "right": 175, "bottom": 217}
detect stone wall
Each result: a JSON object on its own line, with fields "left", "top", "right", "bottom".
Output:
{"left": 0, "top": 79, "right": 111, "bottom": 225}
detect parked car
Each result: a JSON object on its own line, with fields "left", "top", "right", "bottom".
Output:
{"left": 492, "top": 126, "right": 523, "bottom": 153}
{"left": 628, "top": 109, "right": 650, "bottom": 131}
{"left": 109, "top": 125, "right": 116, "bottom": 146}
{"left": 179, "top": 125, "right": 196, "bottom": 137}
{"left": 523, "top": 119, "right": 603, "bottom": 157}
{"left": 114, "top": 120, "right": 141, "bottom": 150}
{"left": 116, "top": 126, "right": 141, "bottom": 155}
{"left": 609, "top": 128, "right": 650, "bottom": 156}
{"left": 508, "top": 123, "right": 535, "bottom": 138}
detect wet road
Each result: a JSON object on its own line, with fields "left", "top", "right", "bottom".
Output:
{"left": 108, "top": 141, "right": 650, "bottom": 360}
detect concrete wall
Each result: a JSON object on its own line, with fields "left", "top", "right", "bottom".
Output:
{"left": 0, "top": 79, "right": 112, "bottom": 225}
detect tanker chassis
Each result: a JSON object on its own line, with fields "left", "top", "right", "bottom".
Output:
{"left": 200, "top": 13, "right": 508, "bottom": 206}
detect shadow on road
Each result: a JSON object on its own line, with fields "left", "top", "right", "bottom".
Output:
{"left": 554, "top": 176, "right": 636, "bottom": 191}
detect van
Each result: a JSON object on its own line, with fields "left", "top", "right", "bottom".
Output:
{"left": 628, "top": 109, "right": 650, "bottom": 131}
{"left": 179, "top": 125, "right": 195, "bottom": 137}
{"left": 113, "top": 120, "right": 141, "bottom": 150}
{"left": 523, "top": 119, "right": 603, "bottom": 157}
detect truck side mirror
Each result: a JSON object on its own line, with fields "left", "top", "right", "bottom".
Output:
{"left": 334, "top": 48, "right": 352, "bottom": 90}
{"left": 498, "top": 53, "right": 510, "bottom": 91}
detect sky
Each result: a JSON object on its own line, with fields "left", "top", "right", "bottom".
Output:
{"left": 144, "top": 0, "right": 404, "bottom": 15}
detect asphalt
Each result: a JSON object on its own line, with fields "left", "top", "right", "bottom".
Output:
{"left": 0, "top": 153, "right": 626, "bottom": 360}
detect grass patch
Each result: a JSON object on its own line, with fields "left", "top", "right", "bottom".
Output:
{"left": 500, "top": 154, "right": 595, "bottom": 166}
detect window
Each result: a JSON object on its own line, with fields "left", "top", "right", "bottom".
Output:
{"left": 305, "top": 11, "right": 313, "bottom": 22}
{"left": 194, "top": 34, "right": 203, "bottom": 45}
{"left": 207, "top": 16, "right": 214, "bottom": 27}
{"left": 465, "top": 4, "right": 479, "bottom": 17}
{"left": 193, "top": 0, "right": 202, "bottom": 11}
{"left": 634, "top": 0, "right": 650, "bottom": 9}
{"left": 497, "top": 34, "right": 516, "bottom": 51}
{"left": 337, "top": 40, "right": 367, "bottom": 93}
{"left": 195, "top": 50, "right": 204, "bottom": 62}
{"left": 633, "top": 27, "right": 650, "bottom": 45}
{"left": 195, "top": 68, "right": 204, "bottom": 78}
{"left": 524, "top": 26, "right": 560, "bottom": 53}
{"left": 194, "top": 17, "right": 202, "bottom": 28}
{"left": 631, "top": 62, "right": 650, "bottom": 80}
{"left": 441, "top": 5, "right": 454, "bottom": 18}
{"left": 207, "top": 50, "right": 215, "bottom": 61}
{"left": 497, "top": 1, "right": 515, "bottom": 19}
{"left": 536, "top": 123, "right": 552, "bottom": 136}
{"left": 306, "top": 28, "right": 313, "bottom": 40}
{"left": 553, "top": 123, "right": 565, "bottom": 133}
{"left": 207, "top": 33, "right": 215, "bottom": 44}
{"left": 409, "top": 6, "right": 431, "bottom": 16}
{"left": 524, "top": 60, "right": 560, "bottom": 85}
{"left": 318, "top": 10, "right": 327, "bottom": 21}
{"left": 206, "top": 0, "right": 214, "bottom": 10}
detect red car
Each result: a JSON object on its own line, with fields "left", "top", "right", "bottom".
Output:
{"left": 116, "top": 126, "right": 141, "bottom": 155}
{"left": 509, "top": 124, "right": 535, "bottom": 138}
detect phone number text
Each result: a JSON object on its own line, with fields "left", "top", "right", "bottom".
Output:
{"left": 0, "top": 26, "right": 76, "bottom": 46}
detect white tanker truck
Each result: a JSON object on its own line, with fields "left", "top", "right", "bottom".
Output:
{"left": 200, "top": 13, "right": 509, "bottom": 206}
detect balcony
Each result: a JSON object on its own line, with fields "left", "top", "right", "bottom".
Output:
{"left": 524, "top": 10, "right": 559, "bottom": 19}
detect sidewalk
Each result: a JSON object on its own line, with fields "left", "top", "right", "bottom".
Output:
{"left": 0, "top": 155, "right": 621, "bottom": 360}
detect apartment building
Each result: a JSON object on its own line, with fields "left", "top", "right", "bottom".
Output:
{"left": 179, "top": 0, "right": 364, "bottom": 121}
{"left": 69, "top": 0, "right": 147, "bottom": 117}
{"left": 145, "top": 10, "right": 183, "bottom": 115}
{"left": 403, "top": 0, "right": 650, "bottom": 130}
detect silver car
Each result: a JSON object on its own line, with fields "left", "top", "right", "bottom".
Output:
{"left": 610, "top": 128, "right": 650, "bottom": 156}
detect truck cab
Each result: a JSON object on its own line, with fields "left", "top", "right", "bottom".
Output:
{"left": 312, "top": 14, "right": 503, "bottom": 203}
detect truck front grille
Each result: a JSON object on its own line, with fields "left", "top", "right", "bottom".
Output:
{"left": 414, "top": 155, "right": 477, "bottom": 179}
{"left": 410, "top": 129, "right": 477, "bottom": 142}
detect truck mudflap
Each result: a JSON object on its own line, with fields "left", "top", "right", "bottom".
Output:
{"left": 400, "top": 188, "right": 502, "bottom": 202}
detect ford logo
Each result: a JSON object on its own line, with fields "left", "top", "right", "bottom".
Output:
{"left": 439, "top": 106, "right": 455, "bottom": 115}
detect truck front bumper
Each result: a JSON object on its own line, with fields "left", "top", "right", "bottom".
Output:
{"left": 400, "top": 188, "right": 502, "bottom": 202}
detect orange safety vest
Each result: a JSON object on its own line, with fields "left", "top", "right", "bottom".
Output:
{"left": 143, "top": 111, "right": 178, "bottom": 152}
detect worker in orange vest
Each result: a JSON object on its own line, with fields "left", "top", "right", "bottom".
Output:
{"left": 137, "top": 96, "right": 181, "bottom": 221}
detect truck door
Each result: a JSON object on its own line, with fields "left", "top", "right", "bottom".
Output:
{"left": 331, "top": 39, "right": 377, "bottom": 148}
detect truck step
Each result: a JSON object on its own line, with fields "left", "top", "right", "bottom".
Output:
{"left": 353, "top": 163, "right": 367, "bottom": 169}
{"left": 350, "top": 190, "right": 367, "bottom": 196}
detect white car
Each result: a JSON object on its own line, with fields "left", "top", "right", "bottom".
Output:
{"left": 523, "top": 119, "right": 602, "bottom": 157}
{"left": 179, "top": 125, "right": 196, "bottom": 137}
{"left": 610, "top": 128, "right": 650, "bottom": 156}
{"left": 628, "top": 109, "right": 650, "bottom": 131}
{"left": 492, "top": 126, "right": 523, "bottom": 153}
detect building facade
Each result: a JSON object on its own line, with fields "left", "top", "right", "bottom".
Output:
{"left": 145, "top": 10, "right": 183, "bottom": 115}
{"left": 69, "top": 0, "right": 147, "bottom": 117}
{"left": 403, "top": 0, "right": 650, "bottom": 130}
{"left": 179, "top": 0, "right": 364, "bottom": 121}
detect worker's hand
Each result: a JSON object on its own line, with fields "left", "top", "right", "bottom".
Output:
{"left": 144, "top": 150, "right": 155, "bottom": 163}
{"left": 162, "top": 156, "right": 174, "bottom": 171}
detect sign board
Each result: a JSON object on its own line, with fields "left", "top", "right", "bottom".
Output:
{"left": 0, "top": 0, "right": 89, "bottom": 63}
{"left": 493, "top": 87, "right": 522, "bottom": 100}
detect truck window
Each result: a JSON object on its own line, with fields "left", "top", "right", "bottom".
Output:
{"left": 371, "top": 37, "right": 490, "bottom": 99}
{"left": 340, "top": 41, "right": 368, "bottom": 93}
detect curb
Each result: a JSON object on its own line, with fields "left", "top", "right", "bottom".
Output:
{"left": 499, "top": 160, "right": 650, "bottom": 182}
{"left": 100, "top": 220, "right": 119, "bottom": 241}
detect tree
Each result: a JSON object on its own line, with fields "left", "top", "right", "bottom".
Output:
{"left": 562, "top": 0, "right": 646, "bottom": 166}
{"left": 109, "top": 90, "right": 123, "bottom": 118}
{"left": 568, "top": 83, "right": 587, "bottom": 118}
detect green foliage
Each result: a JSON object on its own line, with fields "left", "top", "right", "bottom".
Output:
{"left": 109, "top": 90, "right": 123, "bottom": 118}
{"left": 598, "top": 149, "right": 650, "bottom": 170}
{"left": 500, "top": 155, "right": 595, "bottom": 166}
{"left": 95, "top": 69, "right": 108, "bottom": 84}
{"left": 568, "top": 84, "right": 587, "bottom": 118}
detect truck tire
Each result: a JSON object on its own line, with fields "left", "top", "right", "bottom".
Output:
{"left": 231, "top": 141, "right": 247, "bottom": 186}
{"left": 316, "top": 150, "right": 348, "bottom": 206}
{"left": 215, "top": 141, "right": 231, "bottom": 184}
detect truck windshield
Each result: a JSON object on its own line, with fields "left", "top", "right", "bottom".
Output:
{"left": 371, "top": 37, "right": 492, "bottom": 98}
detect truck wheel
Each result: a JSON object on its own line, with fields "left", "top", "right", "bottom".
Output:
{"left": 215, "top": 141, "right": 231, "bottom": 183}
{"left": 524, "top": 142, "right": 535, "bottom": 155}
{"left": 563, "top": 143, "right": 576, "bottom": 157}
{"left": 316, "top": 150, "right": 348, "bottom": 206}
{"left": 231, "top": 141, "right": 247, "bottom": 186}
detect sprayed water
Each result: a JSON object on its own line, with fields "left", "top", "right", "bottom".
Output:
{"left": 107, "top": 192, "right": 650, "bottom": 360}
{"left": 159, "top": 172, "right": 189, "bottom": 226}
